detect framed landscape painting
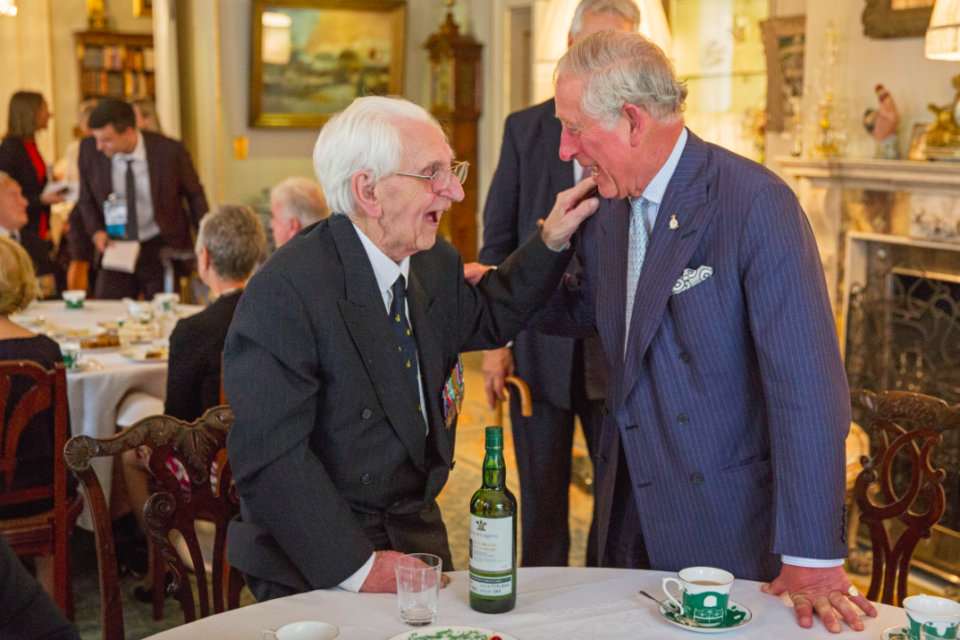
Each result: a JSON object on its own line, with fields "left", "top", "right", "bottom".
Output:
{"left": 249, "top": 0, "right": 406, "bottom": 128}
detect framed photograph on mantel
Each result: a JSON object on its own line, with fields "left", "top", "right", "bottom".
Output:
{"left": 761, "top": 16, "right": 806, "bottom": 133}
{"left": 862, "top": 0, "right": 935, "bottom": 39}
{"left": 249, "top": 0, "right": 406, "bottom": 128}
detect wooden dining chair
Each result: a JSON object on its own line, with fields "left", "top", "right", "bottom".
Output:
{"left": 0, "top": 361, "right": 83, "bottom": 619}
{"left": 64, "top": 406, "right": 244, "bottom": 640}
{"left": 850, "top": 389, "right": 960, "bottom": 606}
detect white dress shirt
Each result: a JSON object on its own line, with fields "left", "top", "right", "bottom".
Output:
{"left": 110, "top": 129, "right": 160, "bottom": 241}
{"left": 338, "top": 221, "right": 432, "bottom": 592}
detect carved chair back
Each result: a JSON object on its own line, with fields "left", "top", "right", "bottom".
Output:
{"left": 850, "top": 389, "right": 960, "bottom": 606}
{"left": 0, "top": 361, "right": 78, "bottom": 616}
{"left": 64, "top": 406, "right": 242, "bottom": 640}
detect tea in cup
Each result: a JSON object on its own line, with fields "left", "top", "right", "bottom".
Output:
{"left": 63, "top": 290, "right": 86, "bottom": 310}
{"left": 153, "top": 292, "right": 179, "bottom": 314}
{"left": 903, "top": 595, "right": 960, "bottom": 640}
{"left": 260, "top": 621, "right": 339, "bottom": 640}
{"left": 60, "top": 343, "right": 81, "bottom": 369}
{"left": 663, "top": 566, "right": 735, "bottom": 627}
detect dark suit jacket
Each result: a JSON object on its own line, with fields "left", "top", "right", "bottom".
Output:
{"left": 480, "top": 99, "right": 606, "bottom": 407}
{"left": 0, "top": 137, "right": 49, "bottom": 238}
{"left": 165, "top": 290, "right": 241, "bottom": 423}
{"left": 542, "top": 131, "right": 849, "bottom": 582}
{"left": 72, "top": 130, "right": 208, "bottom": 258}
{"left": 224, "top": 214, "right": 572, "bottom": 591}
{"left": 0, "top": 534, "right": 79, "bottom": 639}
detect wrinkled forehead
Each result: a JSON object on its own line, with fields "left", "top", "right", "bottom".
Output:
{"left": 554, "top": 75, "right": 589, "bottom": 127}
{"left": 398, "top": 119, "right": 453, "bottom": 172}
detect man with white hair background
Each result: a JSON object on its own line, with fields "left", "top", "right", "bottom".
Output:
{"left": 480, "top": 0, "right": 639, "bottom": 569}
{"left": 269, "top": 176, "right": 330, "bottom": 248}
{"left": 223, "top": 95, "right": 598, "bottom": 601}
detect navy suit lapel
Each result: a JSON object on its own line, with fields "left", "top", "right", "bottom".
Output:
{"left": 329, "top": 215, "right": 428, "bottom": 470}
{"left": 593, "top": 198, "right": 630, "bottom": 407}
{"left": 620, "top": 133, "right": 720, "bottom": 401}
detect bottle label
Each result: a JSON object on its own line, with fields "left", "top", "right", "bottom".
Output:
{"left": 469, "top": 515, "right": 512, "bottom": 572}
{"left": 470, "top": 573, "right": 513, "bottom": 597}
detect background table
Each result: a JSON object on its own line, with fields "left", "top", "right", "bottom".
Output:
{"left": 24, "top": 300, "right": 201, "bottom": 529}
{"left": 148, "top": 567, "right": 908, "bottom": 639}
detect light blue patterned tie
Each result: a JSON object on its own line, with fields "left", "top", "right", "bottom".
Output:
{"left": 624, "top": 197, "right": 648, "bottom": 357}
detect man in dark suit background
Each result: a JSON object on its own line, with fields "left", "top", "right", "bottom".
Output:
{"left": 223, "top": 96, "right": 598, "bottom": 601}
{"left": 0, "top": 172, "right": 61, "bottom": 298}
{"left": 72, "top": 98, "right": 208, "bottom": 299}
{"left": 480, "top": 0, "right": 638, "bottom": 568}
{"left": 539, "top": 30, "right": 878, "bottom": 633}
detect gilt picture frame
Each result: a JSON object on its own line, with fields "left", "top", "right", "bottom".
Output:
{"left": 862, "top": 0, "right": 935, "bottom": 39}
{"left": 133, "top": 0, "right": 152, "bottom": 18}
{"left": 760, "top": 16, "right": 806, "bottom": 133}
{"left": 249, "top": 0, "right": 406, "bottom": 128}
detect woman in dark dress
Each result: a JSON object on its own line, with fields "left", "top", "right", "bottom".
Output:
{"left": 0, "top": 92, "right": 64, "bottom": 239}
{"left": 0, "top": 235, "right": 73, "bottom": 597}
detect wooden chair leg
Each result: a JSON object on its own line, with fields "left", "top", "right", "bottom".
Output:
{"left": 152, "top": 541, "right": 164, "bottom": 621}
{"left": 66, "top": 545, "right": 75, "bottom": 622}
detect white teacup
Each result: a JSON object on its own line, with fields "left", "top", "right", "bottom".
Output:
{"left": 903, "top": 595, "right": 960, "bottom": 640}
{"left": 63, "top": 290, "right": 86, "bottom": 310}
{"left": 260, "top": 621, "right": 339, "bottom": 640}
{"left": 153, "top": 292, "right": 179, "bottom": 313}
{"left": 60, "top": 343, "right": 81, "bottom": 369}
{"left": 663, "top": 566, "right": 736, "bottom": 627}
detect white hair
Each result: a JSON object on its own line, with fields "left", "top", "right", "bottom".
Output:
{"left": 271, "top": 177, "right": 330, "bottom": 226}
{"left": 313, "top": 96, "right": 445, "bottom": 215}
{"left": 570, "top": 0, "right": 640, "bottom": 39}
{"left": 557, "top": 30, "right": 687, "bottom": 127}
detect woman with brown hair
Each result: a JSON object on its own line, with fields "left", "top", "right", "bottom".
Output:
{"left": 0, "top": 92, "right": 64, "bottom": 240}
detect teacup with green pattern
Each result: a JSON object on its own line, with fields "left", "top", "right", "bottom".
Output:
{"left": 663, "top": 566, "right": 734, "bottom": 627}
{"left": 60, "top": 343, "right": 81, "bottom": 370}
{"left": 904, "top": 595, "right": 960, "bottom": 640}
{"left": 63, "top": 290, "right": 86, "bottom": 310}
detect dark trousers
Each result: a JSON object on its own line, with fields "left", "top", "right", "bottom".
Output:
{"left": 601, "top": 439, "right": 651, "bottom": 569}
{"left": 510, "top": 375, "right": 603, "bottom": 567}
{"left": 95, "top": 236, "right": 165, "bottom": 300}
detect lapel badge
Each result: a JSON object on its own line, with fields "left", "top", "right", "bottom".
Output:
{"left": 669, "top": 215, "right": 679, "bottom": 230}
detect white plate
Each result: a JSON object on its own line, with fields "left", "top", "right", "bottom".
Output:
{"left": 881, "top": 627, "right": 909, "bottom": 640}
{"left": 387, "top": 627, "right": 519, "bottom": 640}
{"left": 120, "top": 348, "right": 168, "bottom": 363}
{"left": 658, "top": 600, "right": 753, "bottom": 634}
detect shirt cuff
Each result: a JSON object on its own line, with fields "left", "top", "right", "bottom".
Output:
{"left": 338, "top": 552, "right": 376, "bottom": 592}
{"left": 781, "top": 555, "right": 846, "bottom": 568}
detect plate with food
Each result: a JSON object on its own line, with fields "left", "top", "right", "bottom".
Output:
{"left": 120, "top": 347, "right": 169, "bottom": 363}
{"left": 79, "top": 334, "right": 122, "bottom": 350}
{"left": 387, "top": 628, "right": 517, "bottom": 640}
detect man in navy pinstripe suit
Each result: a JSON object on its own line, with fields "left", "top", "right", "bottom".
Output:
{"left": 544, "top": 31, "right": 878, "bottom": 633}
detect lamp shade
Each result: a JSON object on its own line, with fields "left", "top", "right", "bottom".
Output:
{"left": 926, "top": 0, "right": 960, "bottom": 60}
{"left": 535, "top": 0, "right": 673, "bottom": 63}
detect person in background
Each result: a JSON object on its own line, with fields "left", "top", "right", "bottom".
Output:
{"left": 72, "top": 97, "right": 208, "bottom": 300}
{"left": 59, "top": 99, "right": 100, "bottom": 295}
{"left": 0, "top": 535, "right": 80, "bottom": 640}
{"left": 269, "top": 176, "right": 330, "bottom": 249}
{"left": 120, "top": 203, "right": 265, "bottom": 601}
{"left": 479, "top": 0, "right": 639, "bottom": 569}
{"left": 131, "top": 97, "right": 162, "bottom": 134}
{"left": 0, "top": 236, "right": 77, "bottom": 597}
{"left": 0, "top": 172, "right": 60, "bottom": 297}
{"left": 0, "top": 92, "right": 64, "bottom": 240}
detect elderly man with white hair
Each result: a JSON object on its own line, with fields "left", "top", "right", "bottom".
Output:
{"left": 223, "top": 95, "right": 598, "bottom": 601}
{"left": 535, "top": 29, "right": 878, "bottom": 633}
{"left": 269, "top": 176, "right": 329, "bottom": 248}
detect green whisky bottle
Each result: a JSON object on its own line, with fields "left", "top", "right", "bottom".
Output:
{"left": 469, "top": 426, "right": 518, "bottom": 613}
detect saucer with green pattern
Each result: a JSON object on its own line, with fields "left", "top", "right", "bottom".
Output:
{"left": 658, "top": 600, "right": 753, "bottom": 634}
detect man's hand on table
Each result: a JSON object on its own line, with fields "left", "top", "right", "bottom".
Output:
{"left": 358, "top": 551, "right": 451, "bottom": 594}
{"left": 762, "top": 564, "right": 877, "bottom": 633}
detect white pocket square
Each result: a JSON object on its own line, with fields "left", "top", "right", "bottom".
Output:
{"left": 672, "top": 266, "right": 714, "bottom": 295}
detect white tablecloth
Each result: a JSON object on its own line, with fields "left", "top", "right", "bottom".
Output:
{"left": 24, "top": 300, "right": 202, "bottom": 529}
{"left": 147, "top": 567, "right": 908, "bottom": 639}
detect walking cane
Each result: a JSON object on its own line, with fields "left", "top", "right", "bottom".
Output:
{"left": 493, "top": 376, "right": 533, "bottom": 427}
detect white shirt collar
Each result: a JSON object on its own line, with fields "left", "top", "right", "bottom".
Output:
{"left": 0, "top": 226, "right": 14, "bottom": 239}
{"left": 350, "top": 221, "right": 410, "bottom": 297}
{"left": 640, "top": 127, "right": 688, "bottom": 206}
{"left": 113, "top": 129, "right": 146, "bottom": 164}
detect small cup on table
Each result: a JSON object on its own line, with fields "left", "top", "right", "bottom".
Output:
{"left": 62, "top": 290, "right": 86, "bottom": 310}
{"left": 903, "top": 595, "right": 960, "bottom": 640}
{"left": 663, "top": 566, "right": 735, "bottom": 627}
{"left": 60, "top": 343, "right": 81, "bottom": 370}
{"left": 395, "top": 553, "right": 442, "bottom": 626}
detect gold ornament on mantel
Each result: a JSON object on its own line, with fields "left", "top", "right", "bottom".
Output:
{"left": 926, "top": 74, "right": 960, "bottom": 149}
{"left": 810, "top": 23, "right": 844, "bottom": 159}
{"left": 86, "top": 0, "right": 107, "bottom": 30}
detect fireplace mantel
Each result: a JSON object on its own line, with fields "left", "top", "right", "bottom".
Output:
{"left": 776, "top": 157, "right": 960, "bottom": 311}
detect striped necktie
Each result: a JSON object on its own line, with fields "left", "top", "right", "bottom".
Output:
{"left": 624, "top": 197, "right": 649, "bottom": 357}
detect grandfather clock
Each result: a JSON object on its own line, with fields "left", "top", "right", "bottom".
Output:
{"left": 426, "top": 2, "right": 482, "bottom": 262}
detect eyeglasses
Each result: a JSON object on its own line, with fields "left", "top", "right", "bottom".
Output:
{"left": 396, "top": 161, "right": 469, "bottom": 193}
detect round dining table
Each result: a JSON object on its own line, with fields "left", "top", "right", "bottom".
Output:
{"left": 17, "top": 299, "right": 202, "bottom": 529}
{"left": 146, "top": 567, "right": 908, "bottom": 639}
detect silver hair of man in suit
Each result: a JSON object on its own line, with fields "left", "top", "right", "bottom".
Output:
{"left": 557, "top": 29, "right": 687, "bottom": 125}
{"left": 570, "top": 0, "right": 641, "bottom": 38}
{"left": 313, "top": 97, "right": 446, "bottom": 216}
{"left": 270, "top": 177, "right": 329, "bottom": 227}
{"left": 195, "top": 204, "right": 266, "bottom": 282}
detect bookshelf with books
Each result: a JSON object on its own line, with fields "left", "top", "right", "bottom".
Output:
{"left": 75, "top": 31, "right": 155, "bottom": 104}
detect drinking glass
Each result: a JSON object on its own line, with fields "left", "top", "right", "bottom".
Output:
{"left": 395, "top": 553, "right": 442, "bottom": 626}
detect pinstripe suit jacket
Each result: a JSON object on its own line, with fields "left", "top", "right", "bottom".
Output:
{"left": 542, "top": 131, "right": 850, "bottom": 582}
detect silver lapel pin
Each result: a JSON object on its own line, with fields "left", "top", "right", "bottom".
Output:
{"left": 669, "top": 215, "right": 679, "bottom": 230}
